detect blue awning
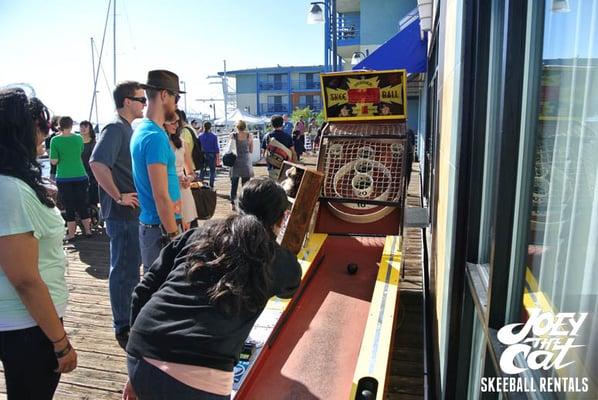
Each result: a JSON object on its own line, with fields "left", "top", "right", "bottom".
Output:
{"left": 353, "top": 18, "right": 427, "bottom": 73}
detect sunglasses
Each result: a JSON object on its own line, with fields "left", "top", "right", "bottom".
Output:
{"left": 126, "top": 96, "right": 147, "bottom": 105}
{"left": 166, "top": 90, "right": 180, "bottom": 104}
{"left": 165, "top": 120, "right": 180, "bottom": 126}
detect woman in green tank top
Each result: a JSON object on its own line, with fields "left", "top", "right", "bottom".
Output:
{"left": 49, "top": 116, "right": 92, "bottom": 240}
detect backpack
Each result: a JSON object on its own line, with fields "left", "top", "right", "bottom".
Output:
{"left": 266, "top": 136, "right": 292, "bottom": 169}
{"left": 183, "top": 126, "right": 204, "bottom": 171}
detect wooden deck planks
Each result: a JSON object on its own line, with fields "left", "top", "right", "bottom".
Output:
{"left": 386, "top": 163, "right": 425, "bottom": 399}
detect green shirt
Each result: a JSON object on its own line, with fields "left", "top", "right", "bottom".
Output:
{"left": 50, "top": 134, "right": 87, "bottom": 180}
{"left": 0, "top": 175, "right": 68, "bottom": 330}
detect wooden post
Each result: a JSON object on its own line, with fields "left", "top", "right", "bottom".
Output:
{"left": 277, "top": 162, "right": 324, "bottom": 254}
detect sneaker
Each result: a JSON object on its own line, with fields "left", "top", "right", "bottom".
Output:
{"left": 115, "top": 328, "right": 130, "bottom": 350}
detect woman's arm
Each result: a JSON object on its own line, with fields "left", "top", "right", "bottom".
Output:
{"left": 248, "top": 133, "right": 254, "bottom": 153}
{"left": 0, "top": 232, "right": 77, "bottom": 373}
{"left": 182, "top": 142, "right": 194, "bottom": 177}
{"left": 49, "top": 138, "right": 59, "bottom": 165}
{"left": 270, "top": 245, "right": 302, "bottom": 299}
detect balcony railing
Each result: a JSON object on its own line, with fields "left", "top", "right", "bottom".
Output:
{"left": 337, "top": 13, "right": 360, "bottom": 46}
{"left": 258, "top": 81, "right": 289, "bottom": 91}
{"left": 259, "top": 103, "right": 289, "bottom": 114}
{"left": 291, "top": 80, "right": 321, "bottom": 91}
{"left": 295, "top": 103, "right": 322, "bottom": 112}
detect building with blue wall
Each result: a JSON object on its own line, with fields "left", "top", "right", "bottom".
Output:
{"left": 219, "top": 66, "right": 325, "bottom": 117}
{"left": 332, "top": 0, "right": 417, "bottom": 70}
{"left": 330, "top": 0, "right": 420, "bottom": 132}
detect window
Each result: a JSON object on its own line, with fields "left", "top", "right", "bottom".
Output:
{"left": 266, "top": 74, "right": 286, "bottom": 90}
{"left": 517, "top": 0, "right": 598, "bottom": 394}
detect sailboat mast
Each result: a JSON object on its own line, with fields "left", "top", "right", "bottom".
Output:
{"left": 88, "top": 0, "right": 112, "bottom": 122}
{"left": 90, "top": 38, "right": 99, "bottom": 127}
{"left": 223, "top": 60, "right": 228, "bottom": 128}
{"left": 113, "top": 0, "right": 116, "bottom": 85}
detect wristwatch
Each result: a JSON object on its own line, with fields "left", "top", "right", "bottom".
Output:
{"left": 167, "top": 231, "right": 178, "bottom": 240}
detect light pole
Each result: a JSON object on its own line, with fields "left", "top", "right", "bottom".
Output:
{"left": 307, "top": 0, "right": 337, "bottom": 72}
{"left": 180, "top": 81, "right": 188, "bottom": 114}
{"left": 209, "top": 104, "right": 216, "bottom": 120}
{"left": 196, "top": 98, "right": 224, "bottom": 122}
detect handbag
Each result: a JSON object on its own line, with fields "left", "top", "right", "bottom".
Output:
{"left": 191, "top": 184, "right": 217, "bottom": 219}
{"left": 222, "top": 134, "right": 237, "bottom": 167}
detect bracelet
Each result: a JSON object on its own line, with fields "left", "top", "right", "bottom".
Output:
{"left": 51, "top": 332, "right": 67, "bottom": 343}
{"left": 54, "top": 342, "right": 72, "bottom": 358}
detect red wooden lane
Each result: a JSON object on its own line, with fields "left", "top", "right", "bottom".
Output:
{"left": 237, "top": 236, "right": 386, "bottom": 399}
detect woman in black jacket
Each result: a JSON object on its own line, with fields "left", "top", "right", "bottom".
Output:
{"left": 124, "top": 177, "right": 301, "bottom": 400}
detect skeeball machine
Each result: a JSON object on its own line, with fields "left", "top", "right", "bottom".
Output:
{"left": 232, "top": 69, "right": 409, "bottom": 400}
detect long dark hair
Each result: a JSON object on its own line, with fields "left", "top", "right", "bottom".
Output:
{"left": 236, "top": 177, "right": 290, "bottom": 234}
{"left": 166, "top": 120, "right": 182, "bottom": 149}
{"left": 186, "top": 214, "right": 275, "bottom": 315}
{"left": 171, "top": 109, "right": 189, "bottom": 149}
{"left": 79, "top": 120, "right": 96, "bottom": 143}
{"left": 0, "top": 88, "right": 54, "bottom": 207}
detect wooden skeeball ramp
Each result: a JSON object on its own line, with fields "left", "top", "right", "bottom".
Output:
{"left": 233, "top": 69, "right": 409, "bottom": 400}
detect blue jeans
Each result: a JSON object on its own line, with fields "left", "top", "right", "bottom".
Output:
{"left": 230, "top": 176, "right": 250, "bottom": 204}
{"left": 138, "top": 224, "right": 163, "bottom": 272}
{"left": 201, "top": 153, "right": 217, "bottom": 188}
{"left": 105, "top": 219, "right": 142, "bottom": 334}
{"left": 127, "top": 355, "right": 230, "bottom": 400}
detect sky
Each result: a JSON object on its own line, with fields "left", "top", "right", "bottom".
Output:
{"left": 0, "top": 0, "right": 325, "bottom": 124}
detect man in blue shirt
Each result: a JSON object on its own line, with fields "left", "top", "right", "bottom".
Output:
{"left": 282, "top": 114, "right": 293, "bottom": 135}
{"left": 130, "top": 70, "right": 183, "bottom": 271}
{"left": 198, "top": 121, "right": 220, "bottom": 188}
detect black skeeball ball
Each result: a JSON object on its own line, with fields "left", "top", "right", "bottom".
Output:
{"left": 347, "top": 262, "right": 358, "bottom": 275}
{"left": 360, "top": 389, "right": 374, "bottom": 399}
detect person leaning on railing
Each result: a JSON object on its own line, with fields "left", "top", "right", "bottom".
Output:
{"left": 0, "top": 88, "right": 77, "bottom": 400}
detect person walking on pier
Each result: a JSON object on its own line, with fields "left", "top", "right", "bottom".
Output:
{"left": 198, "top": 121, "right": 220, "bottom": 189}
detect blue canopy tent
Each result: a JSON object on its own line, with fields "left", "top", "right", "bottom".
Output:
{"left": 353, "top": 18, "right": 427, "bottom": 73}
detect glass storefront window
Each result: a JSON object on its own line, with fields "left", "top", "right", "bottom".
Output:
{"left": 522, "top": 1, "right": 598, "bottom": 396}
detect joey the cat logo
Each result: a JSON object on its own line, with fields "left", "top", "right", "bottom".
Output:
{"left": 480, "top": 309, "right": 590, "bottom": 394}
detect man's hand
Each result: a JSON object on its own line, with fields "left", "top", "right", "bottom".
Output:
{"left": 173, "top": 200, "right": 182, "bottom": 215}
{"left": 119, "top": 192, "right": 139, "bottom": 208}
